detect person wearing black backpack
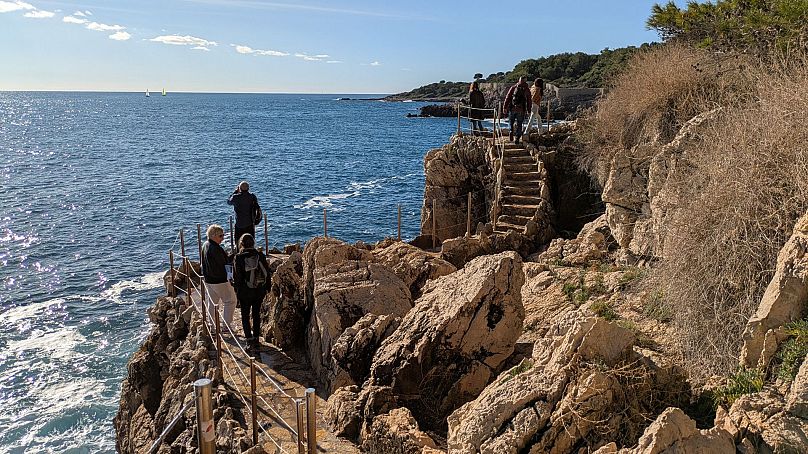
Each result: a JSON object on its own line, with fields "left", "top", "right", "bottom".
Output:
{"left": 233, "top": 233, "right": 271, "bottom": 350}
{"left": 228, "top": 181, "right": 262, "bottom": 244}
{"left": 503, "top": 76, "right": 531, "bottom": 145}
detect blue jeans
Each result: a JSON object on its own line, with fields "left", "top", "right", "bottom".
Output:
{"left": 509, "top": 110, "right": 525, "bottom": 141}
{"left": 470, "top": 119, "right": 484, "bottom": 135}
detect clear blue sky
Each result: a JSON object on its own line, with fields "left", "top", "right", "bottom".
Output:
{"left": 0, "top": 0, "right": 672, "bottom": 93}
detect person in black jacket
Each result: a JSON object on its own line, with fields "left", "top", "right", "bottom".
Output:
{"left": 232, "top": 233, "right": 271, "bottom": 350}
{"left": 228, "top": 181, "right": 261, "bottom": 244}
{"left": 201, "top": 224, "right": 237, "bottom": 328}
{"left": 468, "top": 81, "right": 486, "bottom": 136}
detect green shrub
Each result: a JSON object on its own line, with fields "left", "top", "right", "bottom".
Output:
{"left": 642, "top": 291, "right": 672, "bottom": 322}
{"left": 619, "top": 267, "right": 647, "bottom": 287}
{"left": 713, "top": 368, "right": 764, "bottom": 408}
{"left": 775, "top": 320, "right": 808, "bottom": 381}
{"left": 592, "top": 301, "right": 619, "bottom": 321}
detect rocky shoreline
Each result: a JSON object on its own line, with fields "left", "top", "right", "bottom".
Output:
{"left": 116, "top": 119, "right": 808, "bottom": 452}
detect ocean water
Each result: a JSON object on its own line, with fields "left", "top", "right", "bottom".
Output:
{"left": 0, "top": 92, "right": 455, "bottom": 453}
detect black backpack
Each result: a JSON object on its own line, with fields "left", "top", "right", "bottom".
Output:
{"left": 244, "top": 253, "right": 268, "bottom": 289}
{"left": 513, "top": 84, "right": 527, "bottom": 107}
{"left": 252, "top": 195, "right": 262, "bottom": 226}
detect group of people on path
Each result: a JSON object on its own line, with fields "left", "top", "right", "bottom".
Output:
{"left": 199, "top": 181, "right": 270, "bottom": 352}
{"left": 467, "top": 76, "right": 545, "bottom": 144}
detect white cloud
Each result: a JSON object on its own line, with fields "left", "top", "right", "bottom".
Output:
{"left": 150, "top": 35, "right": 218, "bottom": 47}
{"left": 370, "top": 61, "right": 381, "bottom": 66}
{"left": 62, "top": 15, "right": 86, "bottom": 24}
{"left": 326, "top": 60, "right": 342, "bottom": 64}
{"left": 313, "top": 54, "right": 329, "bottom": 58}
{"left": 86, "top": 21, "right": 124, "bottom": 32}
{"left": 192, "top": 46, "right": 210, "bottom": 51}
{"left": 0, "top": 1, "right": 34, "bottom": 13}
{"left": 294, "top": 52, "right": 328, "bottom": 61}
{"left": 233, "top": 44, "right": 288, "bottom": 56}
{"left": 73, "top": 10, "right": 85, "bottom": 17}
{"left": 109, "top": 31, "right": 131, "bottom": 41}
{"left": 23, "top": 9, "right": 54, "bottom": 18}
{"left": 84, "top": 10, "right": 91, "bottom": 15}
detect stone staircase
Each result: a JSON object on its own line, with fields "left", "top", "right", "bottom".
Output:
{"left": 494, "top": 142, "right": 544, "bottom": 235}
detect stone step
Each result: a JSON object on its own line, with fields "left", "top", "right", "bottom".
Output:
{"left": 502, "top": 149, "right": 530, "bottom": 157}
{"left": 501, "top": 194, "right": 543, "bottom": 205}
{"left": 501, "top": 204, "right": 540, "bottom": 217}
{"left": 502, "top": 162, "right": 536, "bottom": 172}
{"left": 503, "top": 155, "right": 535, "bottom": 164}
{"left": 508, "top": 171, "right": 541, "bottom": 181}
{"left": 502, "top": 185, "right": 542, "bottom": 196}
{"left": 493, "top": 221, "right": 525, "bottom": 234}
{"left": 503, "top": 179, "right": 542, "bottom": 187}
{"left": 498, "top": 214, "right": 532, "bottom": 225}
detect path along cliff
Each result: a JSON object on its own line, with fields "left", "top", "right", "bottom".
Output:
{"left": 116, "top": 120, "right": 808, "bottom": 453}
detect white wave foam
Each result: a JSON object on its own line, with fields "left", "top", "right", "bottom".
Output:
{"left": 100, "top": 271, "right": 165, "bottom": 304}
{"left": 294, "top": 192, "right": 358, "bottom": 210}
{"left": 6, "top": 326, "right": 86, "bottom": 361}
{"left": 1, "top": 298, "right": 66, "bottom": 326}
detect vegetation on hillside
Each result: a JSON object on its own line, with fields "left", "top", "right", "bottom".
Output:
{"left": 386, "top": 45, "right": 649, "bottom": 100}
{"left": 578, "top": 0, "right": 808, "bottom": 380}
{"left": 648, "top": 0, "right": 808, "bottom": 52}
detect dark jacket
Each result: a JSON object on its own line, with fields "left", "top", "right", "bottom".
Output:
{"left": 503, "top": 81, "right": 531, "bottom": 114}
{"left": 233, "top": 248, "right": 271, "bottom": 295}
{"left": 469, "top": 89, "right": 486, "bottom": 120}
{"left": 228, "top": 191, "right": 259, "bottom": 229}
{"left": 201, "top": 239, "right": 229, "bottom": 284}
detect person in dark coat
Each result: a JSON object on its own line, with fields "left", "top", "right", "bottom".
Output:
{"left": 503, "top": 76, "right": 531, "bottom": 144}
{"left": 232, "top": 233, "right": 270, "bottom": 350}
{"left": 227, "top": 181, "right": 260, "bottom": 244}
{"left": 468, "top": 81, "right": 486, "bottom": 136}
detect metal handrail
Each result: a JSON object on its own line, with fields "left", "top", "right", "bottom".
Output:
{"left": 148, "top": 400, "right": 194, "bottom": 453}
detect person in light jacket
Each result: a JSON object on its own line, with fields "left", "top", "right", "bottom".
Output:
{"left": 524, "top": 78, "right": 544, "bottom": 135}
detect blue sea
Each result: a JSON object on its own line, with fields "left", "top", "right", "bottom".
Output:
{"left": 0, "top": 92, "right": 455, "bottom": 453}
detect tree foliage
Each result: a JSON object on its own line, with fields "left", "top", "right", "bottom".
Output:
{"left": 647, "top": 0, "right": 808, "bottom": 52}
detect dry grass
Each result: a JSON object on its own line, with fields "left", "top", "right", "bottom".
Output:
{"left": 579, "top": 44, "right": 808, "bottom": 381}
{"left": 577, "top": 43, "right": 749, "bottom": 184}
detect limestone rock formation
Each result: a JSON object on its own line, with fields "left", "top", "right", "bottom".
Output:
{"left": 447, "top": 316, "right": 690, "bottom": 453}
{"left": 306, "top": 240, "right": 412, "bottom": 391}
{"left": 368, "top": 251, "right": 525, "bottom": 430}
{"left": 621, "top": 407, "right": 734, "bottom": 454}
{"left": 360, "top": 407, "right": 439, "bottom": 454}
{"left": 372, "top": 241, "right": 457, "bottom": 298}
{"left": 329, "top": 313, "right": 401, "bottom": 392}
{"left": 263, "top": 251, "right": 304, "bottom": 349}
{"left": 740, "top": 212, "right": 808, "bottom": 370}
{"left": 115, "top": 296, "right": 250, "bottom": 453}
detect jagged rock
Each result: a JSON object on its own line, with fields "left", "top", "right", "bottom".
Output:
{"left": 606, "top": 203, "right": 638, "bottom": 249}
{"left": 302, "top": 237, "right": 345, "bottom": 310}
{"left": 325, "top": 385, "right": 362, "bottom": 439}
{"left": 723, "top": 389, "right": 808, "bottom": 453}
{"left": 372, "top": 241, "right": 457, "bottom": 298}
{"left": 307, "top": 258, "right": 412, "bottom": 391}
{"left": 627, "top": 407, "right": 734, "bottom": 454}
{"left": 440, "top": 234, "right": 492, "bottom": 268}
{"left": 448, "top": 316, "right": 687, "bottom": 453}
{"left": 787, "top": 358, "right": 808, "bottom": 418}
{"left": 263, "top": 251, "right": 304, "bottom": 349}
{"left": 360, "top": 407, "right": 439, "bottom": 454}
{"left": 740, "top": 212, "right": 808, "bottom": 369}
{"left": 369, "top": 252, "right": 525, "bottom": 431}
{"left": 330, "top": 314, "right": 401, "bottom": 391}
{"left": 162, "top": 260, "right": 201, "bottom": 296}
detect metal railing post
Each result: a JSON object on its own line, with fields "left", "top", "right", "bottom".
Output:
{"left": 195, "top": 378, "right": 215, "bottom": 454}
{"left": 179, "top": 228, "right": 186, "bottom": 259}
{"left": 197, "top": 223, "right": 203, "bottom": 261}
{"left": 215, "top": 307, "right": 223, "bottom": 382}
{"left": 263, "top": 212, "right": 269, "bottom": 252}
{"left": 397, "top": 204, "right": 401, "bottom": 242}
{"left": 201, "top": 280, "right": 207, "bottom": 330}
{"left": 431, "top": 198, "right": 437, "bottom": 250}
{"left": 169, "top": 250, "right": 176, "bottom": 298}
{"left": 305, "top": 388, "right": 317, "bottom": 454}
{"left": 467, "top": 192, "right": 472, "bottom": 237}
{"left": 250, "top": 357, "right": 258, "bottom": 446}
{"left": 296, "top": 399, "right": 305, "bottom": 454}
{"left": 185, "top": 257, "right": 193, "bottom": 304}
{"left": 456, "top": 101, "right": 461, "bottom": 135}
{"left": 323, "top": 208, "right": 328, "bottom": 238}
{"left": 229, "top": 216, "right": 234, "bottom": 250}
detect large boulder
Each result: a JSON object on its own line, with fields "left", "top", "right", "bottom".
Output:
{"left": 372, "top": 241, "right": 457, "bottom": 298}
{"left": 368, "top": 251, "right": 525, "bottom": 430}
{"left": 307, "top": 258, "right": 412, "bottom": 391}
{"left": 329, "top": 313, "right": 401, "bottom": 392}
{"left": 360, "top": 407, "right": 439, "bottom": 454}
{"left": 740, "top": 212, "right": 808, "bottom": 369}
{"left": 626, "top": 407, "right": 734, "bottom": 454}
{"left": 263, "top": 251, "right": 305, "bottom": 349}
{"left": 720, "top": 386, "right": 808, "bottom": 453}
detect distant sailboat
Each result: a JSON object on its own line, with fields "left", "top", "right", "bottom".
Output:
{"left": 145, "top": 89, "right": 150, "bottom": 97}
{"left": 162, "top": 88, "right": 166, "bottom": 96}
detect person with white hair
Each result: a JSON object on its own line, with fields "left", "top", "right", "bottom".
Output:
{"left": 201, "top": 224, "right": 237, "bottom": 327}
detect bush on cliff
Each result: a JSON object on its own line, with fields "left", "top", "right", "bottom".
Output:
{"left": 579, "top": 42, "right": 808, "bottom": 380}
